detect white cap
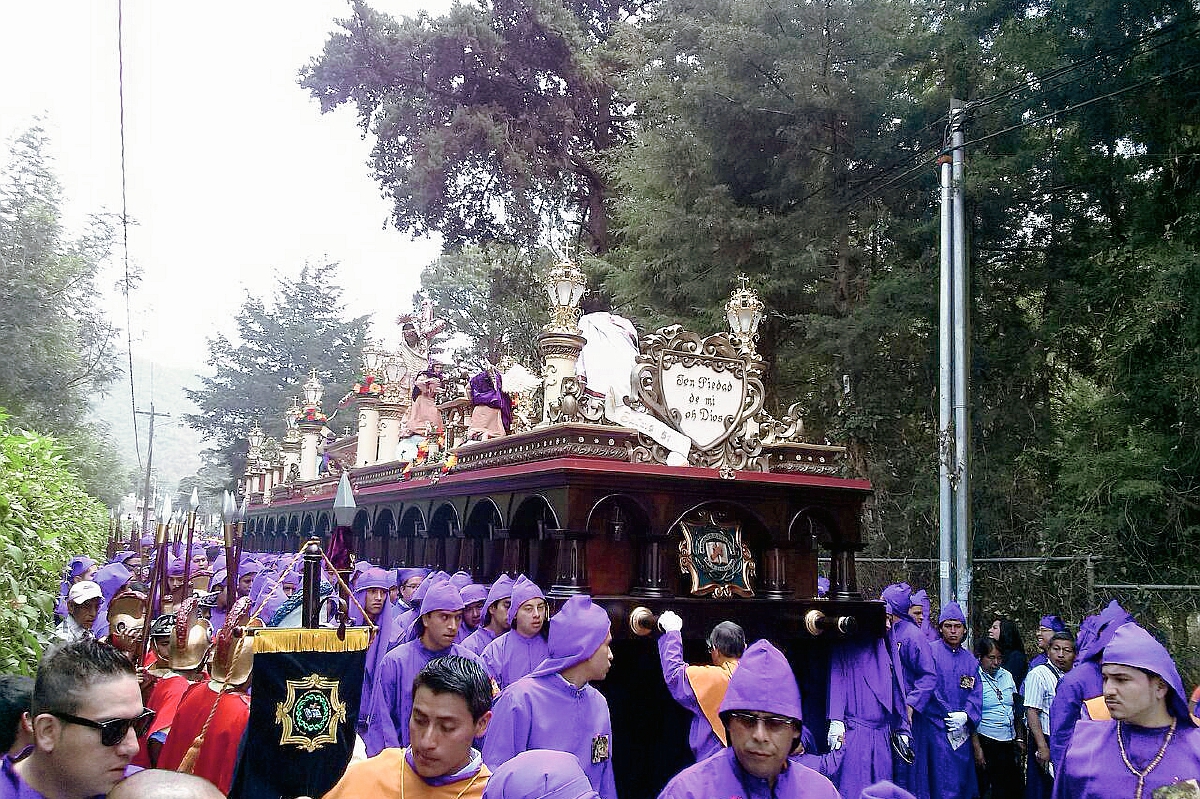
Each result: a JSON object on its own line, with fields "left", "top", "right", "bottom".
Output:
{"left": 68, "top": 580, "right": 103, "bottom": 605}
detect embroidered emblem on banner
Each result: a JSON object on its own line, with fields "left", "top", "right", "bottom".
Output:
{"left": 591, "top": 733, "right": 610, "bottom": 764}
{"left": 275, "top": 674, "right": 347, "bottom": 752}
{"left": 959, "top": 675, "right": 976, "bottom": 690}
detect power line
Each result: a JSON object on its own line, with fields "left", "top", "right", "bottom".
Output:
{"left": 118, "top": 0, "right": 141, "bottom": 471}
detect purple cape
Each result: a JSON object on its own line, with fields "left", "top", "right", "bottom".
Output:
{"left": 482, "top": 672, "right": 616, "bottom": 799}
{"left": 656, "top": 746, "right": 840, "bottom": 799}
{"left": 461, "top": 625, "right": 499, "bottom": 656}
{"left": 826, "top": 636, "right": 907, "bottom": 799}
{"left": 469, "top": 369, "right": 513, "bottom": 432}
{"left": 481, "top": 630, "right": 550, "bottom": 691}
{"left": 528, "top": 595, "right": 610, "bottom": 679}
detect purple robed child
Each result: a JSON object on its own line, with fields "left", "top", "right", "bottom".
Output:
{"left": 657, "top": 639, "right": 840, "bottom": 799}
{"left": 1047, "top": 600, "right": 1133, "bottom": 767}
{"left": 480, "top": 576, "right": 549, "bottom": 691}
{"left": 482, "top": 750, "right": 600, "bottom": 799}
{"left": 1054, "top": 623, "right": 1200, "bottom": 799}
{"left": 462, "top": 575, "right": 514, "bottom": 655}
{"left": 364, "top": 581, "right": 482, "bottom": 755}
{"left": 914, "top": 602, "right": 981, "bottom": 799}
{"left": 882, "top": 583, "right": 937, "bottom": 799}
{"left": 456, "top": 583, "right": 490, "bottom": 643}
{"left": 826, "top": 634, "right": 909, "bottom": 799}
{"left": 483, "top": 595, "right": 617, "bottom": 799}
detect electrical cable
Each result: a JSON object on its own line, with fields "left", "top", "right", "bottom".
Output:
{"left": 118, "top": 0, "right": 142, "bottom": 470}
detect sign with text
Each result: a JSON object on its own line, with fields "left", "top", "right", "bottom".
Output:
{"left": 660, "top": 359, "right": 747, "bottom": 450}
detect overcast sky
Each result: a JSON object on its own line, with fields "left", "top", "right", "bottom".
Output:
{"left": 0, "top": 0, "right": 453, "bottom": 377}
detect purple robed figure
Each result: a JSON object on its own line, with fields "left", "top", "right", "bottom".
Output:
{"left": 1028, "top": 615, "right": 1066, "bottom": 671}
{"left": 826, "top": 635, "right": 908, "bottom": 799}
{"left": 480, "top": 576, "right": 549, "bottom": 690}
{"left": 468, "top": 367, "right": 513, "bottom": 437}
{"left": 391, "top": 571, "right": 451, "bottom": 649}
{"left": 364, "top": 581, "right": 482, "bottom": 756}
{"left": 657, "top": 640, "right": 839, "bottom": 799}
{"left": 483, "top": 595, "right": 616, "bottom": 799}
{"left": 882, "top": 583, "right": 937, "bottom": 799}
{"left": 351, "top": 567, "right": 397, "bottom": 735}
{"left": 456, "top": 583, "right": 489, "bottom": 643}
{"left": 1047, "top": 600, "right": 1133, "bottom": 767}
{"left": 910, "top": 589, "right": 938, "bottom": 643}
{"left": 91, "top": 562, "right": 133, "bottom": 638}
{"left": 1055, "top": 624, "right": 1200, "bottom": 799}
{"left": 915, "top": 602, "right": 981, "bottom": 799}
{"left": 463, "top": 575, "right": 514, "bottom": 655}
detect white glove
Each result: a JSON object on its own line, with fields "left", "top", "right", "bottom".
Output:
{"left": 827, "top": 719, "right": 845, "bottom": 751}
{"left": 944, "top": 711, "right": 968, "bottom": 734}
{"left": 658, "top": 610, "right": 683, "bottom": 633}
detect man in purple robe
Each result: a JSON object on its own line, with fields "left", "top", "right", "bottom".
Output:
{"left": 826, "top": 632, "right": 909, "bottom": 799}
{"left": 655, "top": 611, "right": 745, "bottom": 762}
{"left": 1028, "top": 615, "right": 1066, "bottom": 670}
{"left": 915, "top": 601, "right": 981, "bottom": 799}
{"left": 353, "top": 567, "right": 398, "bottom": 735}
{"left": 365, "top": 581, "right": 483, "bottom": 756}
{"left": 657, "top": 639, "right": 840, "bottom": 799}
{"left": 881, "top": 582, "right": 937, "bottom": 799}
{"left": 483, "top": 595, "right": 617, "bottom": 799}
{"left": 1054, "top": 623, "right": 1200, "bottom": 799}
{"left": 1048, "top": 599, "right": 1134, "bottom": 767}
{"left": 393, "top": 571, "right": 452, "bottom": 648}
{"left": 463, "top": 575, "right": 514, "bottom": 656}
{"left": 480, "top": 576, "right": 550, "bottom": 691}
{"left": 396, "top": 567, "right": 431, "bottom": 611}
{"left": 457, "top": 584, "right": 489, "bottom": 643}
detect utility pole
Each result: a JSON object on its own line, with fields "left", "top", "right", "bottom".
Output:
{"left": 136, "top": 404, "right": 171, "bottom": 535}
{"left": 938, "top": 99, "right": 972, "bottom": 619}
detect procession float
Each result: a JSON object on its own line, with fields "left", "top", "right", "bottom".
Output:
{"left": 236, "top": 265, "right": 881, "bottom": 797}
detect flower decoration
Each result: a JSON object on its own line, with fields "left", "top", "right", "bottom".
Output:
{"left": 354, "top": 374, "right": 383, "bottom": 396}
{"left": 298, "top": 406, "right": 328, "bottom": 423}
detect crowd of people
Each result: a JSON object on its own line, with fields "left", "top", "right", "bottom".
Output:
{"left": 2, "top": 547, "right": 1198, "bottom": 799}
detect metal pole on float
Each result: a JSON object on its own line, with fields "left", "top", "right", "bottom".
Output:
{"left": 937, "top": 111, "right": 957, "bottom": 613}
{"left": 950, "top": 99, "right": 972, "bottom": 619}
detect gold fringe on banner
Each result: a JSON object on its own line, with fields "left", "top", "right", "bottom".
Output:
{"left": 252, "top": 627, "right": 373, "bottom": 654}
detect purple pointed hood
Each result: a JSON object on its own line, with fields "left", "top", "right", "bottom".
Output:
{"left": 450, "top": 571, "right": 473, "bottom": 589}
{"left": 481, "top": 749, "right": 600, "bottom": 799}
{"left": 167, "top": 557, "right": 185, "bottom": 577}
{"left": 1039, "top": 614, "right": 1066, "bottom": 632}
{"left": 1103, "top": 623, "right": 1196, "bottom": 726}
{"left": 881, "top": 583, "right": 912, "bottom": 617}
{"left": 486, "top": 574, "right": 515, "bottom": 612}
{"left": 94, "top": 563, "right": 132, "bottom": 603}
{"left": 211, "top": 569, "right": 228, "bottom": 589}
{"left": 397, "top": 567, "right": 430, "bottom": 584}
{"left": 413, "top": 571, "right": 450, "bottom": 605}
{"left": 938, "top": 601, "right": 966, "bottom": 625}
{"left": 139, "top": 534, "right": 154, "bottom": 548}
{"left": 68, "top": 556, "right": 96, "bottom": 579}
{"left": 409, "top": 580, "right": 466, "bottom": 641}
{"left": 351, "top": 567, "right": 394, "bottom": 625}
{"left": 508, "top": 575, "right": 546, "bottom": 626}
{"left": 1078, "top": 600, "right": 1134, "bottom": 662}
{"left": 461, "top": 584, "right": 489, "bottom": 606}
{"left": 719, "top": 639, "right": 803, "bottom": 722}
{"left": 528, "top": 595, "right": 611, "bottom": 679}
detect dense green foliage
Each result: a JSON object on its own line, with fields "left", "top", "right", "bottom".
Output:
{"left": 306, "top": 0, "right": 1200, "bottom": 667}
{"left": 300, "top": 0, "right": 634, "bottom": 252}
{"left": 0, "top": 412, "right": 109, "bottom": 673}
{"left": 419, "top": 245, "right": 551, "bottom": 368}
{"left": 0, "top": 126, "right": 135, "bottom": 505}
{"left": 184, "top": 264, "right": 371, "bottom": 497}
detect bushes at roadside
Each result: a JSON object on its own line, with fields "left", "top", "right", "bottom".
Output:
{"left": 0, "top": 410, "right": 108, "bottom": 673}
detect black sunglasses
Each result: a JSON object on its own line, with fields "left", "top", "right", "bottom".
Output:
{"left": 726, "top": 711, "right": 797, "bottom": 734}
{"left": 50, "top": 708, "right": 156, "bottom": 746}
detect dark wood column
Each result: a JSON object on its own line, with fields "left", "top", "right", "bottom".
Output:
{"left": 549, "top": 528, "right": 591, "bottom": 598}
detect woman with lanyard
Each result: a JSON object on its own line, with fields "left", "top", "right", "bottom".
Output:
{"left": 1023, "top": 630, "right": 1076, "bottom": 799}
{"left": 972, "top": 636, "right": 1024, "bottom": 799}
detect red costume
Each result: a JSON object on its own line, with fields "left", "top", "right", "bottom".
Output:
{"left": 132, "top": 673, "right": 198, "bottom": 768}
{"left": 157, "top": 681, "right": 251, "bottom": 794}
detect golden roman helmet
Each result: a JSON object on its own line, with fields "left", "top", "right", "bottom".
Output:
{"left": 169, "top": 596, "right": 213, "bottom": 671}
{"left": 106, "top": 592, "right": 147, "bottom": 656}
{"left": 209, "top": 596, "right": 262, "bottom": 688}
{"left": 190, "top": 572, "right": 212, "bottom": 592}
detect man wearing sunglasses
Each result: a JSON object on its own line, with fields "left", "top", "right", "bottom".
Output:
{"left": 658, "top": 639, "right": 840, "bottom": 799}
{"left": 2, "top": 638, "right": 151, "bottom": 799}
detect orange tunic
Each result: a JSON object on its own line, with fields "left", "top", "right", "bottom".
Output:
{"left": 323, "top": 748, "right": 490, "bottom": 799}
{"left": 157, "top": 682, "right": 251, "bottom": 795}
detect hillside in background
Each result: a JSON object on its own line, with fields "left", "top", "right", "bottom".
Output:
{"left": 92, "top": 357, "right": 206, "bottom": 495}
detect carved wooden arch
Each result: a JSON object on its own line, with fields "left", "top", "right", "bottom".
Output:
{"left": 787, "top": 505, "right": 840, "bottom": 551}
{"left": 584, "top": 493, "right": 652, "bottom": 535}
{"left": 667, "top": 500, "right": 773, "bottom": 550}
{"left": 509, "top": 493, "right": 562, "bottom": 536}
{"left": 315, "top": 512, "right": 331, "bottom": 538}
{"left": 372, "top": 505, "right": 399, "bottom": 567}
{"left": 463, "top": 497, "right": 504, "bottom": 537}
